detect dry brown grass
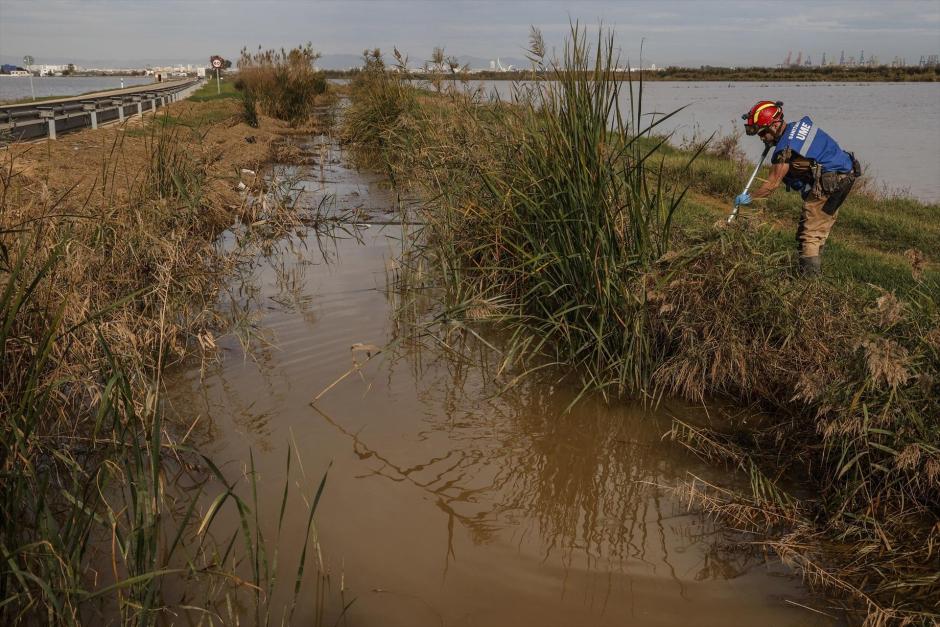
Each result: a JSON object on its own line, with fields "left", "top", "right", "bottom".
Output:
{"left": 646, "top": 222, "right": 939, "bottom": 624}
{"left": 0, "top": 93, "right": 324, "bottom": 623}
{"left": 1, "top": 97, "right": 299, "bottom": 381}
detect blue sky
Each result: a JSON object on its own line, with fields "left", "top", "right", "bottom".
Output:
{"left": 1, "top": 0, "right": 938, "bottom": 67}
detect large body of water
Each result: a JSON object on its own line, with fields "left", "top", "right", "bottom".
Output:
{"left": 0, "top": 75, "right": 155, "bottom": 102}
{"left": 166, "top": 133, "right": 838, "bottom": 625}
{"left": 476, "top": 81, "right": 940, "bottom": 203}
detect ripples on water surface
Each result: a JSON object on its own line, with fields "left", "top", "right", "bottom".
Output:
{"left": 166, "top": 133, "right": 838, "bottom": 626}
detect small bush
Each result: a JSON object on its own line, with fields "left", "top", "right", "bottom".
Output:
{"left": 237, "top": 43, "right": 327, "bottom": 126}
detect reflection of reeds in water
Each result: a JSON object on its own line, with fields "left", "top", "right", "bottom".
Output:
{"left": 314, "top": 319, "right": 752, "bottom": 587}
{"left": 378, "top": 202, "right": 704, "bottom": 583}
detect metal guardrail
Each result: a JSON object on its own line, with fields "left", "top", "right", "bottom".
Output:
{"left": 0, "top": 79, "right": 202, "bottom": 142}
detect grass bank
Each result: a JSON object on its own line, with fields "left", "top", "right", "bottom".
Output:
{"left": 1, "top": 74, "right": 334, "bottom": 624}
{"left": 341, "top": 28, "right": 939, "bottom": 626}
{"left": 638, "top": 134, "right": 940, "bottom": 300}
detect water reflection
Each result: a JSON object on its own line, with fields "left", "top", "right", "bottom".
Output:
{"left": 313, "top": 327, "right": 763, "bottom": 596}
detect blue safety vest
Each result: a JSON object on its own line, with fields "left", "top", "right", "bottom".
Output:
{"left": 773, "top": 116, "right": 854, "bottom": 195}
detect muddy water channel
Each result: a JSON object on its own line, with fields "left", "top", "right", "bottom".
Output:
{"left": 167, "top": 133, "right": 836, "bottom": 626}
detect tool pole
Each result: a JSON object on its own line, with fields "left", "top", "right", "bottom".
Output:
{"left": 727, "top": 143, "right": 772, "bottom": 224}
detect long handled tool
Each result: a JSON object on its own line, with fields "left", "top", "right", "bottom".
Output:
{"left": 727, "top": 143, "right": 772, "bottom": 224}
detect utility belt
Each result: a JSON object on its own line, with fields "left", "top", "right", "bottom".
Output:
{"left": 813, "top": 151, "right": 862, "bottom": 196}
{"left": 784, "top": 151, "right": 861, "bottom": 196}
{"left": 810, "top": 152, "right": 862, "bottom": 197}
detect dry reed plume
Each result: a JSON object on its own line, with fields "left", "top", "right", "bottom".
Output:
{"left": 236, "top": 44, "right": 329, "bottom": 127}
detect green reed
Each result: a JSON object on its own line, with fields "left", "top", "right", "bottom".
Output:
{"left": 393, "top": 25, "right": 700, "bottom": 399}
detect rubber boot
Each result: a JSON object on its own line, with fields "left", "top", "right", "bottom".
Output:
{"left": 799, "top": 256, "right": 821, "bottom": 277}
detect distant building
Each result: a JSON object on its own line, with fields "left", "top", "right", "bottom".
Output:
{"left": 27, "top": 64, "right": 69, "bottom": 76}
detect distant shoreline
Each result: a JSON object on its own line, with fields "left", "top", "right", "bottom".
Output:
{"left": 324, "top": 66, "right": 939, "bottom": 82}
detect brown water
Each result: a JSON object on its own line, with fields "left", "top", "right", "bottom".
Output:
{"left": 166, "top": 133, "right": 838, "bottom": 626}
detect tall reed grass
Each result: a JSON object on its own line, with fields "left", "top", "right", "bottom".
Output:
{"left": 346, "top": 27, "right": 700, "bottom": 397}
{"left": 342, "top": 24, "right": 939, "bottom": 625}
{"left": 236, "top": 44, "right": 328, "bottom": 126}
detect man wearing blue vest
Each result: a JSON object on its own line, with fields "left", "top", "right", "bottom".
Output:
{"left": 734, "top": 100, "right": 861, "bottom": 276}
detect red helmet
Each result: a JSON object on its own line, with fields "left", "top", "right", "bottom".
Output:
{"left": 742, "top": 100, "right": 783, "bottom": 135}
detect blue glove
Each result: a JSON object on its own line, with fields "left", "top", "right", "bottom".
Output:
{"left": 734, "top": 192, "right": 752, "bottom": 206}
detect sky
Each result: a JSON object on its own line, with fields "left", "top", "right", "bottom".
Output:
{"left": 1, "top": 0, "right": 938, "bottom": 68}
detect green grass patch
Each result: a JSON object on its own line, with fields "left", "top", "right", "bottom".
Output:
{"left": 189, "top": 76, "right": 242, "bottom": 102}
{"left": 648, "top": 135, "right": 940, "bottom": 295}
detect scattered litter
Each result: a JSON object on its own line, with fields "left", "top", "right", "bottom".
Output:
{"left": 235, "top": 181, "right": 246, "bottom": 191}
{"left": 241, "top": 168, "right": 256, "bottom": 177}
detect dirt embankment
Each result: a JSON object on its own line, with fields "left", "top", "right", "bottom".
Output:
{"left": 7, "top": 98, "right": 302, "bottom": 206}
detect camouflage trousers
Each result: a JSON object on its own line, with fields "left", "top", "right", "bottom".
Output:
{"left": 796, "top": 175, "right": 856, "bottom": 258}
